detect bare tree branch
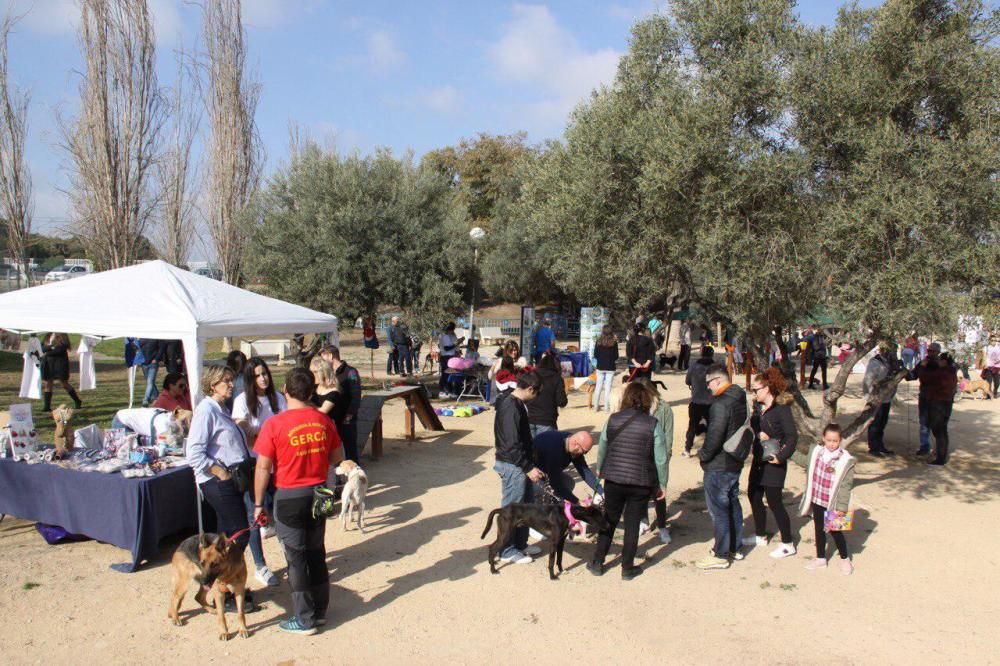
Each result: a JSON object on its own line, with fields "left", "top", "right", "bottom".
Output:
{"left": 201, "top": 0, "right": 262, "bottom": 287}
{"left": 0, "top": 11, "right": 32, "bottom": 287}
{"left": 155, "top": 44, "right": 200, "bottom": 266}
{"left": 60, "top": 0, "right": 165, "bottom": 270}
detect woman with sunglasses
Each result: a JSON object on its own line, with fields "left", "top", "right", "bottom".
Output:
{"left": 744, "top": 367, "right": 798, "bottom": 558}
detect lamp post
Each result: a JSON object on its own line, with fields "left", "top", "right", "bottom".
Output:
{"left": 469, "top": 227, "right": 486, "bottom": 340}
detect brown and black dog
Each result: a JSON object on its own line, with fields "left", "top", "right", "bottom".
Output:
{"left": 167, "top": 533, "right": 249, "bottom": 641}
{"left": 481, "top": 502, "right": 610, "bottom": 579}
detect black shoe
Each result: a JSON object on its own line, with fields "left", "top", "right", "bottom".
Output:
{"left": 870, "top": 451, "right": 886, "bottom": 458}
{"left": 622, "top": 566, "right": 643, "bottom": 581}
{"left": 882, "top": 449, "right": 896, "bottom": 456}
{"left": 927, "top": 460, "right": 946, "bottom": 466}
{"left": 586, "top": 561, "right": 604, "bottom": 577}
{"left": 224, "top": 590, "right": 258, "bottom": 613}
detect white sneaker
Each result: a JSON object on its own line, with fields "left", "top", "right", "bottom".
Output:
{"left": 742, "top": 535, "right": 767, "bottom": 547}
{"left": 524, "top": 544, "right": 542, "bottom": 556}
{"left": 658, "top": 527, "right": 672, "bottom": 544}
{"left": 528, "top": 528, "right": 545, "bottom": 542}
{"left": 255, "top": 565, "right": 279, "bottom": 587}
{"left": 262, "top": 525, "right": 276, "bottom": 539}
{"left": 638, "top": 520, "right": 651, "bottom": 535}
{"left": 769, "top": 543, "right": 796, "bottom": 559}
{"left": 500, "top": 550, "right": 532, "bottom": 564}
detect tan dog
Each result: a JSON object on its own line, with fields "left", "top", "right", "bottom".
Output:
{"left": 168, "top": 533, "right": 249, "bottom": 641}
{"left": 52, "top": 405, "right": 75, "bottom": 458}
{"left": 335, "top": 459, "right": 369, "bottom": 531}
{"left": 959, "top": 378, "right": 993, "bottom": 400}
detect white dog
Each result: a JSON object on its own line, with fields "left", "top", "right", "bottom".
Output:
{"left": 335, "top": 459, "right": 369, "bottom": 531}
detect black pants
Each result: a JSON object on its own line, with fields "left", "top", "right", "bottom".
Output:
{"left": 867, "top": 402, "right": 891, "bottom": 453}
{"left": 336, "top": 420, "right": 359, "bottom": 463}
{"left": 275, "top": 486, "right": 329, "bottom": 629}
{"left": 685, "top": 403, "right": 711, "bottom": 452}
{"left": 812, "top": 502, "right": 848, "bottom": 560}
{"left": 927, "top": 401, "right": 953, "bottom": 464}
{"left": 809, "top": 358, "right": 828, "bottom": 389}
{"left": 200, "top": 477, "right": 250, "bottom": 550}
{"left": 649, "top": 495, "right": 666, "bottom": 528}
{"left": 748, "top": 484, "right": 792, "bottom": 543}
{"left": 990, "top": 369, "right": 1000, "bottom": 395}
{"left": 678, "top": 344, "right": 691, "bottom": 371}
{"left": 593, "top": 480, "right": 652, "bottom": 570}
{"left": 386, "top": 349, "right": 398, "bottom": 374}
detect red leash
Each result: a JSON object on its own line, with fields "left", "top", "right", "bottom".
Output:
{"left": 225, "top": 511, "right": 268, "bottom": 544}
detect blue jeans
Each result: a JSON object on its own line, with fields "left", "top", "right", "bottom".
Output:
{"left": 396, "top": 346, "right": 413, "bottom": 375}
{"left": 703, "top": 470, "right": 743, "bottom": 557}
{"left": 141, "top": 362, "right": 159, "bottom": 404}
{"left": 494, "top": 460, "right": 534, "bottom": 558}
{"left": 243, "top": 490, "right": 267, "bottom": 568}
{"left": 529, "top": 424, "right": 554, "bottom": 438}
{"left": 867, "top": 402, "right": 891, "bottom": 453}
{"left": 593, "top": 370, "right": 614, "bottom": 411}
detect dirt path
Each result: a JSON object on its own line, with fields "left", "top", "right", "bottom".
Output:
{"left": 0, "top": 369, "right": 997, "bottom": 664}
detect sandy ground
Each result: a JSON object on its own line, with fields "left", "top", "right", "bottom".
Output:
{"left": 1, "top": 364, "right": 998, "bottom": 665}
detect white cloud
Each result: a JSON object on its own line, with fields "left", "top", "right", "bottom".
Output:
{"left": 418, "top": 85, "right": 461, "bottom": 114}
{"left": 9, "top": 0, "right": 182, "bottom": 46}
{"left": 367, "top": 30, "right": 405, "bottom": 73}
{"left": 489, "top": 4, "right": 621, "bottom": 129}
{"left": 8, "top": 0, "right": 77, "bottom": 35}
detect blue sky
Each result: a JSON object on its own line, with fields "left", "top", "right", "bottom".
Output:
{"left": 5, "top": 0, "right": 892, "bottom": 239}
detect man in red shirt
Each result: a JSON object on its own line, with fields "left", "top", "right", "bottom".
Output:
{"left": 254, "top": 367, "right": 343, "bottom": 635}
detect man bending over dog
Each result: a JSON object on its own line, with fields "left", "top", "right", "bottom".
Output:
{"left": 493, "top": 372, "right": 545, "bottom": 565}
{"left": 253, "top": 367, "right": 343, "bottom": 636}
{"left": 531, "top": 430, "right": 602, "bottom": 504}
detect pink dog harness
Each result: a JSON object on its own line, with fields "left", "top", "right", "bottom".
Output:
{"left": 564, "top": 501, "right": 586, "bottom": 536}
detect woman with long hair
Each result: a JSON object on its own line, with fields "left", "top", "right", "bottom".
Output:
{"left": 590, "top": 381, "right": 668, "bottom": 580}
{"left": 489, "top": 340, "right": 523, "bottom": 402}
{"left": 310, "top": 357, "right": 341, "bottom": 418}
{"left": 592, "top": 325, "right": 618, "bottom": 412}
{"left": 231, "top": 356, "right": 284, "bottom": 587}
{"left": 744, "top": 367, "right": 798, "bottom": 559}
{"left": 41, "top": 332, "right": 81, "bottom": 411}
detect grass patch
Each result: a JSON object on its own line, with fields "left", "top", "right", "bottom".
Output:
{"left": 22, "top": 582, "right": 40, "bottom": 591}
{"left": 779, "top": 583, "right": 797, "bottom": 592}
{"left": 760, "top": 581, "right": 771, "bottom": 589}
{"left": 671, "top": 559, "right": 687, "bottom": 568}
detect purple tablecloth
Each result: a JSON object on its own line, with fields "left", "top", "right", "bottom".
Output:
{"left": 0, "top": 459, "right": 201, "bottom": 572}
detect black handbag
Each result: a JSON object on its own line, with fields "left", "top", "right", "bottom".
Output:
{"left": 227, "top": 425, "right": 256, "bottom": 495}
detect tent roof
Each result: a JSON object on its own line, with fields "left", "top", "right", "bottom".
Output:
{"left": 0, "top": 260, "right": 337, "bottom": 340}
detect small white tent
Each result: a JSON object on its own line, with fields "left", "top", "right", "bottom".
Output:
{"left": 0, "top": 261, "right": 338, "bottom": 403}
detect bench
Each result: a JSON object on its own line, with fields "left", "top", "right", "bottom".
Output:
{"left": 355, "top": 385, "right": 445, "bottom": 460}
{"left": 478, "top": 326, "right": 504, "bottom": 345}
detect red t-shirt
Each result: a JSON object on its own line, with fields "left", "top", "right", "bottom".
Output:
{"left": 254, "top": 407, "right": 341, "bottom": 489}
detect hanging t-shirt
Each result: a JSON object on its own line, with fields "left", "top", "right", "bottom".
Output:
{"left": 254, "top": 407, "right": 341, "bottom": 489}
{"left": 19, "top": 337, "right": 42, "bottom": 400}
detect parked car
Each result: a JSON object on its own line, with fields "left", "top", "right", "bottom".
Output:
{"left": 193, "top": 267, "right": 223, "bottom": 280}
{"left": 44, "top": 265, "right": 90, "bottom": 282}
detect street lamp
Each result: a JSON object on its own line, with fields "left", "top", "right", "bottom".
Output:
{"left": 469, "top": 227, "right": 486, "bottom": 340}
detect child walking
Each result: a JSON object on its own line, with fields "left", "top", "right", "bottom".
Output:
{"left": 791, "top": 423, "right": 856, "bottom": 575}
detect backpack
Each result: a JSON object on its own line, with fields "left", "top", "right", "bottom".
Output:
{"left": 721, "top": 399, "right": 753, "bottom": 462}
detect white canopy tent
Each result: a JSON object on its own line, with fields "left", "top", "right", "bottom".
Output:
{"left": 0, "top": 260, "right": 338, "bottom": 405}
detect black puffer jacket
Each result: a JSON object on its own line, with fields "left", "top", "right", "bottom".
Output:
{"left": 526, "top": 367, "right": 567, "bottom": 428}
{"left": 494, "top": 392, "right": 534, "bottom": 472}
{"left": 601, "top": 409, "right": 657, "bottom": 488}
{"left": 699, "top": 384, "right": 748, "bottom": 473}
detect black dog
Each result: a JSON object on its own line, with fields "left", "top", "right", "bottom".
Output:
{"left": 481, "top": 502, "right": 610, "bottom": 579}
{"left": 658, "top": 353, "right": 677, "bottom": 369}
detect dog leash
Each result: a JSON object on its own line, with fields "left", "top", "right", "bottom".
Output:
{"left": 225, "top": 511, "right": 268, "bottom": 545}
